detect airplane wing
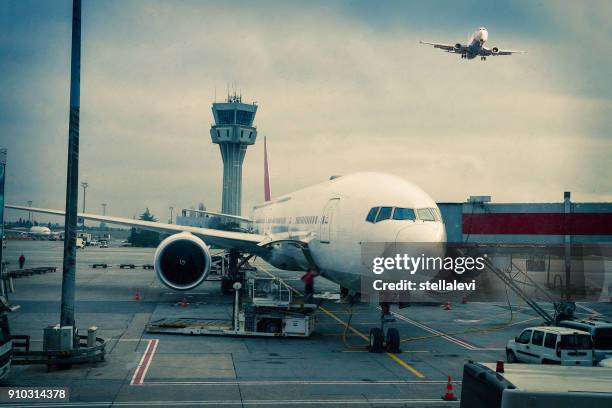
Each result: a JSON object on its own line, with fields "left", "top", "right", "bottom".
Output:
{"left": 182, "top": 208, "right": 252, "bottom": 224}
{"left": 6, "top": 205, "right": 266, "bottom": 253}
{"left": 481, "top": 47, "right": 526, "bottom": 56}
{"left": 419, "top": 41, "right": 462, "bottom": 53}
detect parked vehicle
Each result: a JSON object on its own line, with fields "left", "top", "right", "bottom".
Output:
{"left": 99, "top": 241, "right": 109, "bottom": 248}
{"left": 558, "top": 319, "right": 612, "bottom": 364}
{"left": 506, "top": 326, "right": 593, "bottom": 366}
{"left": 76, "top": 237, "right": 85, "bottom": 249}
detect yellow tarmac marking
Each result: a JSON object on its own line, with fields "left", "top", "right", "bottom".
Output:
{"left": 256, "top": 263, "right": 426, "bottom": 379}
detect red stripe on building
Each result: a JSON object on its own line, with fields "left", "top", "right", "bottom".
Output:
{"left": 462, "top": 213, "right": 612, "bottom": 235}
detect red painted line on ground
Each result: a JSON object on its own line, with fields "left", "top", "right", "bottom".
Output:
{"left": 463, "top": 213, "right": 612, "bottom": 235}
{"left": 131, "top": 339, "right": 159, "bottom": 385}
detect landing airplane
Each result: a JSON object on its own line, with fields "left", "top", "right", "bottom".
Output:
{"left": 420, "top": 27, "right": 525, "bottom": 61}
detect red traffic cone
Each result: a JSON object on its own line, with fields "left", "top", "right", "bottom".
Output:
{"left": 442, "top": 302, "right": 451, "bottom": 310}
{"left": 442, "top": 375, "right": 457, "bottom": 401}
{"left": 134, "top": 289, "right": 141, "bottom": 301}
{"left": 180, "top": 297, "right": 189, "bottom": 308}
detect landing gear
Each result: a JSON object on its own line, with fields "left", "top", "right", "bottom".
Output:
{"left": 368, "top": 302, "right": 401, "bottom": 353}
{"left": 221, "top": 249, "right": 242, "bottom": 294}
{"left": 481, "top": 56, "right": 487, "bottom": 61}
{"left": 369, "top": 328, "right": 385, "bottom": 353}
{"left": 461, "top": 54, "right": 466, "bottom": 59}
{"left": 386, "top": 328, "right": 400, "bottom": 353}
{"left": 221, "top": 276, "right": 234, "bottom": 294}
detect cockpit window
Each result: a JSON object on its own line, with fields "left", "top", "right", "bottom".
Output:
{"left": 366, "top": 207, "right": 379, "bottom": 223}
{"left": 376, "top": 207, "right": 393, "bottom": 222}
{"left": 392, "top": 208, "right": 416, "bottom": 221}
{"left": 431, "top": 208, "right": 442, "bottom": 222}
{"left": 417, "top": 208, "right": 436, "bottom": 221}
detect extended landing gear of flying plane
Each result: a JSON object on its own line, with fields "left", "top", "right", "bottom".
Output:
{"left": 368, "top": 302, "right": 401, "bottom": 353}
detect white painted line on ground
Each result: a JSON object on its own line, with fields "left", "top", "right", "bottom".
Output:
{"left": 130, "top": 338, "right": 159, "bottom": 385}
{"left": 388, "top": 310, "right": 478, "bottom": 350}
{"left": 0, "top": 398, "right": 460, "bottom": 407}
{"left": 142, "top": 379, "right": 461, "bottom": 386}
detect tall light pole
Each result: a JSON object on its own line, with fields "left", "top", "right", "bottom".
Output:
{"left": 27, "top": 200, "right": 32, "bottom": 224}
{"left": 60, "top": 0, "right": 81, "bottom": 331}
{"left": 81, "top": 181, "right": 88, "bottom": 228}
{"left": 100, "top": 203, "right": 106, "bottom": 229}
{"left": 169, "top": 206, "right": 174, "bottom": 224}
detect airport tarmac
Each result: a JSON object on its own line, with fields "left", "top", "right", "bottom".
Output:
{"left": 2, "top": 240, "right": 612, "bottom": 407}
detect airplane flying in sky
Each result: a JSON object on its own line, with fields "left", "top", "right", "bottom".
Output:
{"left": 420, "top": 27, "right": 525, "bottom": 61}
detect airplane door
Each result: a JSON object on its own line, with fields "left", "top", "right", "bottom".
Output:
{"left": 320, "top": 198, "right": 339, "bottom": 244}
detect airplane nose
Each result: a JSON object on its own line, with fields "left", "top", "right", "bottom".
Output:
{"left": 395, "top": 223, "right": 446, "bottom": 244}
{"left": 393, "top": 224, "right": 446, "bottom": 272}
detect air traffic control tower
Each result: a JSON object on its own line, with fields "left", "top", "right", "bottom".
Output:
{"left": 210, "top": 94, "right": 258, "bottom": 216}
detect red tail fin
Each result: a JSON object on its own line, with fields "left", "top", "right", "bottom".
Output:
{"left": 264, "top": 136, "right": 271, "bottom": 201}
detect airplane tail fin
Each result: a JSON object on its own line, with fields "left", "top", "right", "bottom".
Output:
{"left": 264, "top": 136, "right": 271, "bottom": 201}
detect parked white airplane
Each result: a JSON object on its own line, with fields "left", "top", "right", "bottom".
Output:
{"left": 7, "top": 172, "right": 446, "bottom": 294}
{"left": 6, "top": 225, "right": 61, "bottom": 239}
{"left": 420, "top": 27, "right": 525, "bottom": 61}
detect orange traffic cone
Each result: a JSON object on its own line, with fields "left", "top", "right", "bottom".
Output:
{"left": 134, "top": 289, "right": 141, "bottom": 301}
{"left": 442, "top": 375, "right": 457, "bottom": 401}
{"left": 442, "top": 302, "right": 451, "bottom": 310}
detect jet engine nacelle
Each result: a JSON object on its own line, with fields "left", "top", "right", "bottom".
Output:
{"left": 454, "top": 43, "right": 462, "bottom": 51}
{"left": 154, "top": 232, "right": 211, "bottom": 291}
{"left": 491, "top": 47, "right": 499, "bottom": 54}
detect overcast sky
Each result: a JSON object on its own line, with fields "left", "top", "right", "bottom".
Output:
{"left": 1, "top": 0, "right": 611, "bottom": 224}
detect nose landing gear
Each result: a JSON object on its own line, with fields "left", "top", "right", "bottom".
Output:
{"left": 368, "top": 302, "right": 401, "bottom": 353}
{"left": 481, "top": 56, "right": 487, "bottom": 61}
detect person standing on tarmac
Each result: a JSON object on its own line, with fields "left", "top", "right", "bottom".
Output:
{"left": 18, "top": 254, "right": 26, "bottom": 269}
{"left": 301, "top": 269, "right": 318, "bottom": 303}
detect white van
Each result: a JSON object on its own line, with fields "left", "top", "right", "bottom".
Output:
{"left": 76, "top": 238, "right": 85, "bottom": 249}
{"left": 558, "top": 319, "right": 612, "bottom": 364}
{"left": 506, "top": 326, "right": 593, "bottom": 366}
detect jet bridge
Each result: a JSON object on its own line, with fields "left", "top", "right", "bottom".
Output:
{"left": 438, "top": 192, "right": 612, "bottom": 302}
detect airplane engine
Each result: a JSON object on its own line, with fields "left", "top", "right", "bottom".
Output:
{"left": 454, "top": 43, "right": 462, "bottom": 50}
{"left": 491, "top": 47, "right": 499, "bottom": 54}
{"left": 154, "top": 232, "right": 211, "bottom": 291}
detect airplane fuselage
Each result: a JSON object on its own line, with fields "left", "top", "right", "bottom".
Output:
{"left": 464, "top": 27, "right": 488, "bottom": 59}
{"left": 250, "top": 172, "right": 446, "bottom": 292}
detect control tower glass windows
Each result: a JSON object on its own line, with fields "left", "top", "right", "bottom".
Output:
{"left": 217, "top": 110, "right": 234, "bottom": 125}
{"left": 236, "top": 110, "right": 253, "bottom": 126}
{"left": 393, "top": 208, "right": 416, "bottom": 221}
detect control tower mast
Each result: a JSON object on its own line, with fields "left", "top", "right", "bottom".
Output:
{"left": 210, "top": 93, "right": 258, "bottom": 216}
